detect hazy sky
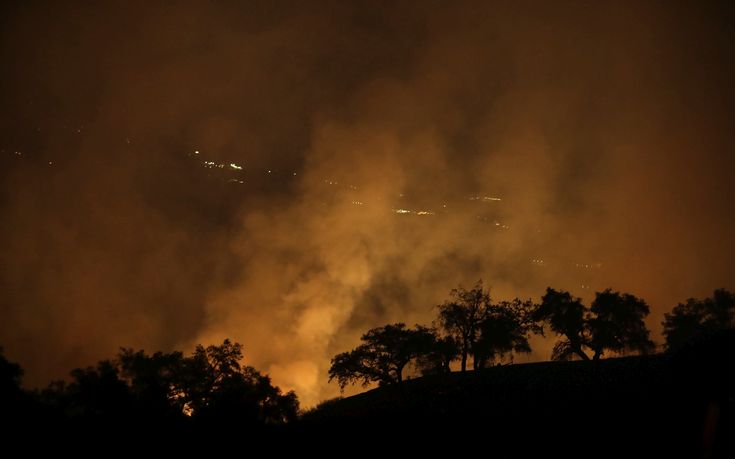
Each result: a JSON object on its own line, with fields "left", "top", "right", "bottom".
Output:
{"left": 2, "top": 0, "right": 734, "bottom": 406}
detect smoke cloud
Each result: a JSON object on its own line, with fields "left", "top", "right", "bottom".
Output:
{"left": 2, "top": 1, "right": 734, "bottom": 406}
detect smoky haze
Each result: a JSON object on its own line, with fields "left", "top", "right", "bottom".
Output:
{"left": 1, "top": 1, "right": 734, "bottom": 406}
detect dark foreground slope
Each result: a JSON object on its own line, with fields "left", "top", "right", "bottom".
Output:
{"left": 2, "top": 333, "right": 732, "bottom": 456}
{"left": 298, "top": 333, "right": 734, "bottom": 457}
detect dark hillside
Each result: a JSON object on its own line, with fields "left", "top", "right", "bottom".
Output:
{"left": 299, "top": 333, "right": 734, "bottom": 457}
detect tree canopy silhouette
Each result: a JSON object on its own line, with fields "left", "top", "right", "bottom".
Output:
{"left": 587, "top": 289, "right": 655, "bottom": 359}
{"left": 473, "top": 298, "right": 540, "bottom": 368}
{"left": 0, "top": 348, "right": 26, "bottom": 421}
{"left": 118, "top": 348, "right": 184, "bottom": 419}
{"left": 415, "top": 334, "right": 459, "bottom": 376}
{"left": 436, "top": 281, "right": 492, "bottom": 372}
{"left": 662, "top": 289, "right": 735, "bottom": 351}
{"left": 533, "top": 288, "right": 589, "bottom": 360}
{"left": 534, "top": 288, "right": 654, "bottom": 360}
{"left": 177, "top": 339, "right": 298, "bottom": 424}
{"left": 39, "top": 339, "right": 298, "bottom": 425}
{"left": 328, "top": 323, "right": 435, "bottom": 389}
{"left": 0, "top": 347, "right": 22, "bottom": 396}
{"left": 62, "top": 360, "right": 134, "bottom": 419}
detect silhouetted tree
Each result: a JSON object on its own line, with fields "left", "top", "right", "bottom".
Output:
{"left": 587, "top": 289, "right": 655, "bottom": 359}
{"left": 662, "top": 289, "right": 735, "bottom": 351}
{"left": 0, "top": 350, "right": 48, "bottom": 430}
{"left": 436, "top": 281, "right": 492, "bottom": 372}
{"left": 416, "top": 334, "right": 459, "bottom": 376}
{"left": 176, "top": 339, "right": 298, "bottom": 423}
{"left": 62, "top": 360, "right": 134, "bottom": 419}
{"left": 473, "top": 298, "right": 540, "bottom": 368}
{"left": 0, "top": 348, "right": 25, "bottom": 421}
{"left": 118, "top": 348, "right": 185, "bottom": 419}
{"left": 534, "top": 288, "right": 590, "bottom": 360}
{"left": 329, "top": 323, "right": 435, "bottom": 389}
{"left": 177, "top": 339, "right": 245, "bottom": 417}
{"left": 535, "top": 287, "right": 655, "bottom": 360}
{"left": 0, "top": 347, "right": 22, "bottom": 396}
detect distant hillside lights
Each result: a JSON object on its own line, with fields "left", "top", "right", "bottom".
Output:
{"left": 203, "top": 161, "right": 223, "bottom": 169}
{"left": 392, "top": 208, "right": 436, "bottom": 216}
{"left": 530, "top": 260, "right": 604, "bottom": 270}
{"left": 202, "top": 161, "right": 245, "bottom": 170}
{"left": 574, "top": 262, "right": 603, "bottom": 269}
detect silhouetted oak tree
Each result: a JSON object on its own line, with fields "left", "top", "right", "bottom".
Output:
{"left": 436, "top": 282, "right": 492, "bottom": 372}
{"left": 587, "top": 289, "right": 655, "bottom": 359}
{"left": 416, "top": 334, "right": 459, "bottom": 376}
{"left": 328, "top": 323, "right": 435, "bottom": 389}
{"left": 170, "top": 339, "right": 298, "bottom": 423}
{"left": 473, "top": 298, "right": 540, "bottom": 368}
{"left": 0, "top": 348, "right": 26, "bottom": 421}
{"left": 63, "top": 360, "right": 134, "bottom": 419}
{"left": 535, "top": 288, "right": 654, "bottom": 360}
{"left": 534, "top": 288, "right": 589, "bottom": 360}
{"left": 0, "top": 348, "right": 22, "bottom": 396}
{"left": 662, "top": 289, "right": 735, "bottom": 351}
{"left": 118, "top": 348, "right": 185, "bottom": 419}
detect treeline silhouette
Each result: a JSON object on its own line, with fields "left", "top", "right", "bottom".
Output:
{"left": 315, "top": 284, "right": 734, "bottom": 457}
{"left": 1, "top": 284, "right": 733, "bottom": 454}
{"left": 328, "top": 282, "right": 733, "bottom": 389}
{"left": 0, "top": 339, "right": 297, "bottom": 442}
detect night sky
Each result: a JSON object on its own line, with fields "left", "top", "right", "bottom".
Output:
{"left": 2, "top": 0, "right": 734, "bottom": 406}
